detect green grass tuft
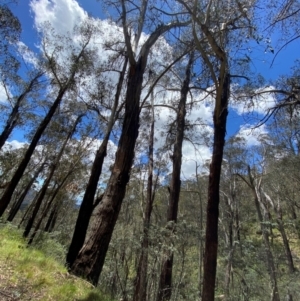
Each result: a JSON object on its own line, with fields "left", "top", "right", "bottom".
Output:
{"left": 0, "top": 223, "right": 114, "bottom": 301}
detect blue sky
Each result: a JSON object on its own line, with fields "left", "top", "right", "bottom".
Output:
{"left": 12, "top": 0, "right": 300, "bottom": 81}
{"left": 2, "top": 0, "right": 300, "bottom": 177}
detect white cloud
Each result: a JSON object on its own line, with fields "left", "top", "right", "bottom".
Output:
{"left": 28, "top": 0, "right": 214, "bottom": 180}
{"left": 30, "top": 0, "right": 87, "bottom": 35}
{"left": 0, "top": 83, "right": 8, "bottom": 103}
{"left": 236, "top": 123, "right": 268, "bottom": 147}
{"left": 16, "top": 41, "right": 39, "bottom": 67}
{"left": 231, "top": 86, "right": 277, "bottom": 115}
{"left": 181, "top": 142, "right": 211, "bottom": 178}
{"left": 1, "top": 140, "right": 27, "bottom": 152}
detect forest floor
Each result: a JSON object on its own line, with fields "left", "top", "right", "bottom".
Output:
{"left": 0, "top": 223, "right": 112, "bottom": 301}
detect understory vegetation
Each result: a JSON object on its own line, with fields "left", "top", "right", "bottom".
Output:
{"left": 1, "top": 0, "right": 300, "bottom": 300}
{"left": 0, "top": 224, "right": 113, "bottom": 301}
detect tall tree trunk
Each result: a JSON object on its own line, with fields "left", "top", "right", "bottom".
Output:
{"left": 202, "top": 73, "right": 230, "bottom": 301}
{"left": 28, "top": 168, "right": 72, "bottom": 245}
{"left": 133, "top": 90, "right": 156, "bottom": 301}
{"left": 70, "top": 59, "right": 144, "bottom": 286}
{"left": 0, "top": 73, "right": 42, "bottom": 150}
{"left": 0, "top": 43, "right": 89, "bottom": 217}
{"left": 263, "top": 191, "right": 295, "bottom": 273}
{"left": 7, "top": 162, "right": 45, "bottom": 222}
{"left": 44, "top": 203, "right": 60, "bottom": 232}
{"left": 223, "top": 192, "right": 235, "bottom": 300}
{"left": 276, "top": 216, "right": 295, "bottom": 273}
{"left": 23, "top": 115, "right": 81, "bottom": 238}
{"left": 70, "top": 21, "right": 187, "bottom": 286}
{"left": 66, "top": 57, "right": 128, "bottom": 268}
{"left": 195, "top": 165, "right": 204, "bottom": 300}
{"left": 157, "top": 52, "right": 194, "bottom": 301}
{"left": 240, "top": 168, "right": 280, "bottom": 301}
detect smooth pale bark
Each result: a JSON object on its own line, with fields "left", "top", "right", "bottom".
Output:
{"left": 66, "top": 57, "right": 128, "bottom": 268}
{"left": 133, "top": 91, "right": 156, "bottom": 301}
{"left": 157, "top": 52, "right": 194, "bottom": 301}
{"left": 263, "top": 191, "right": 295, "bottom": 273}
{"left": 70, "top": 21, "right": 188, "bottom": 286}
{"left": 222, "top": 189, "right": 236, "bottom": 300}
{"left": 239, "top": 168, "right": 280, "bottom": 301}
{"left": 0, "top": 43, "right": 89, "bottom": 217}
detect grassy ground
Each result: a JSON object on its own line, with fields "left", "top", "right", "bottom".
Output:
{"left": 0, "top": 224, "right": 113, "bottom": 301}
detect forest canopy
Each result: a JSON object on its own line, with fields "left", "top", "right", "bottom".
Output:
{"left": 0, "top": 0, "right": 300, "bottom": 301}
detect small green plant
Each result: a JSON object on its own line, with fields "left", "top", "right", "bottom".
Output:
{"left": 0, "top": 224, "right": 115, "bottom": 301}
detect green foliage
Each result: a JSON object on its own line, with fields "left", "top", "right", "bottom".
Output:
{"left": 0, "top": 224, "right": 115, "bottom": 301}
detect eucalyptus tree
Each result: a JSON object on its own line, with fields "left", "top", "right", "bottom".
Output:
{"left": 156, "top": 51, "right": 195, "bottom": 301}
{"left": 66, "top": 55, "right": 128, "bottom": 268}
{"left": 133, "top": 81, "right": 159, "bottom": 301}
{"left": 174, "top": 1, "right": 258, "bottom": 299}
{"left": 0, "top": 1, "right": 21, "bottom": 80}
{"left": 0, "top": 20, "right": 99, "bottom": 216}
{"left": 0, "top": 71, "right": 44, "bottom": 150}
{"left": 23, "top": 114, "right": 83, "bottom": 238}
{"left": 70, "top": 0, "right": 189, "bottom": 285}
{"left": 6, "top": 159, "right": 46, "bottom": 222}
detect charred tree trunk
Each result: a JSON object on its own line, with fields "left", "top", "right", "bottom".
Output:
{"left": 7, "top": 162, "right": 45, "bottom": 222}
{"left": 22, "top": 166, "right": 55, "bottom": 238}
{"left": 28, "top": 169, "right": 72, "bottom": 245}
{"left": 70, "top": 21, "right": 186, "bottom": 286}
{"left": 70, "top": 60, "right": 144, "bottom": 285}
{"left": 66, "top": 57, "right": 128, "bottom": 268}
{"left": 23, "top": 116, "right": 81, "bottom": 238}
{"left": 202, "top": 74, "right": 229, "bottom": 301}
{"left": 157, "top": 52, "right": 194, "bottom": 301}
{"left": 0, "top": 93, "right": 71, "bottom": 216}
{"left": 0, "top": 73, "right": 42, "bottom": 150}
{"left": 0, "top": 44, "right": 89, "bottom": 217}
{"left": 44, "top": 203, "right": 60, "bottom": 232}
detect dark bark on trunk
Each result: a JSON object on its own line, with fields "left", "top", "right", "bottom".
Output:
{"left": 44, "top": 204, "right": 59, "bottom": 232}
{"left": 23, "top": 116, "right": 81, "bottom": 238}
{"left": 28, "top": 169, "right": 72, "bottom": 244}
{"left": 70, "top": 60, "right": 144, "bottom": 285}
{"left": 66, "top": 57, "right": 128, "bottom": 268}
{"left": 0, "top": 73, "right": 42, "bottom": 150}
{"left": 0, "top": 90, "right": 69, "bottom": 217}
{"left": 133, "top": 92, "right": 155, "bottom": 301}
{"left": 22, "top": 167, "right": 54, "bottom": 238}
{"left": 70, "top": 21, "right": 187, "bottom": 287}
{"left": 202, "top": 74, "right": 229, "bottom": 301}
{"left": 18, "top": 196, "right": 36, "bottom": 228}
{"left": 7, "top": 163, "right": 45, "bottom": 222}
{"left": 157, "top": 53, "right": 194, "bottom": 301}
{"left": 0, "top": 44, "right": 88, "bottom": 217}
{"left": 276, "top": 216, "right": 295, "bottom": 273}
